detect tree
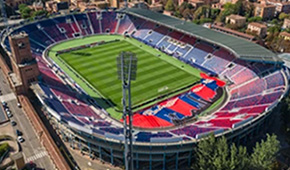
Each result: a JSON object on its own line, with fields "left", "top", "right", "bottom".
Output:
{"left": 193, "top": 134, "right": 249, "bottom": 170}
{"left": 279, "top": 12, "right": 290, "bottom": 21}
{"left": 165, "top": 0, "right": 175, "bottom": 11}
{"left": 18, "top": 4, "right": 28, "bottom": 12}
{"left": 33, "top": 10, "right": 47, "bottom": 18}
{"left": 215, "top": 2, "right": 236, "bottom": 22}
{"left": 193, "top": 5, "right": 211, "bottom": 20}
{"left": 245, "top": 3, "right": 255, "bottom": 18}
{"left": 251, "top": 134, "right": 280, "bottom": 170}
{"left": 19, "top": 4, "right": 32, "bottom": 19}
{"left": 234, "top": 0, "right": 245, "bottom": 16}
{"left": 247, "top": 16, "right": 262, "bottom": 22}
{"left": 194, "top": 134, "right": 217, "bottom": 170}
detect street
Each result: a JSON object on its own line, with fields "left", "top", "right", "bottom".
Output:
{"left": 0, "top": 69, "right": 55, "bottom": 169}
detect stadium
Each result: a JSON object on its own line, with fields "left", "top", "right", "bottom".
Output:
{"left": 1, "top": 8, "right": 289, "bottom": 170}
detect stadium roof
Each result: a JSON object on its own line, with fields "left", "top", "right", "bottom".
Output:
{"left": 121, "top": 8, "right": 282, "bottom": 63}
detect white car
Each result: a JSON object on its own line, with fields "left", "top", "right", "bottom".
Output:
{"left": 17, "top": 136, "right": 24, "bottom": 143}
{"left": 7, "top": 112, "right": 13, "bottom": 118}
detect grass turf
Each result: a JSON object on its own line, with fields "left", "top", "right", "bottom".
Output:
{"left": 49, "top": 35, "right": 202, "bottom": 119}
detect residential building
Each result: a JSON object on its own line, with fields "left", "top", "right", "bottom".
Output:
{"left": 5, "top": 0, "right": 32, "bottom": 8}
{"left": 282, "top": 18, "right": 290, "bottom": 29}
{"left": 254, "top": 3, "right": 276, "bottom": 20}
{"left": 178, "top": 0, "right": 218, "bottom": 6}
{"left": 225, "top": 14, "right": 246, "bottom": 28}
{"left": 219, "top": 0, "right": 239, "bottom": 4}
{"left": 32, "top": 0, "right": 44, "bottom": 11}
{"left": 247, "top": 22, "right": 267, "bottom": 38}
{"left": 188, "top": 0, "right": 205, "bottom": 8}
{"left": 280, "top": 31, "right": 290, "bottom": 40}
{"left": 267, "top": 0, "right": 290, "bottom": 14}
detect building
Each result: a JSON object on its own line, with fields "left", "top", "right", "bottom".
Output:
{"left": 32, "top": 0, "right": 44, "bottom": 11}
{"left": 109, "top": 0, "right": 120, "bottom": 8}
{"left": 7, "top": 32, "right": 39, "bottom": 94}
{"left": 190, "top": 0, "right": 205, "bottom": 8}
{"left": 254, "top": 3, "right": 276, "bottom": 20}
{"left": 247, "top": 22, "right": 267, "bottom": 38}
{"left": 120, "top": 0, "right": 149, "bottom": 9}
{"left": 178, "top": 0, "right": 218, "bottom": 7}
{"left": 282, "top": 18, "right": 290, "bottom": 29}
{"left": 280, "top": 31, "right": 290, "bottom": 41}
{"left": 219, "top": 0, "right": 239, "bottom": 4}
{"left": 267, "top": 1, "right": 290, "bottom": 14}
{"left": 225, "top": 14, "right": 246, "bottom": 28}
{"left": 149, "top": 3, "right": 163, "bottom": 12}
{"left": 5, "top": 0, "right": 32, "bottom": 8}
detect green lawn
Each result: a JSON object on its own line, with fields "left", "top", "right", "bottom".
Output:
{"left": 49, "top": 35, "right": 202, "bottom": 119}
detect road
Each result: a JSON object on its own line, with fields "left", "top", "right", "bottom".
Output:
{"left": 0, "top": 69, "right": 55, "bottom": 169}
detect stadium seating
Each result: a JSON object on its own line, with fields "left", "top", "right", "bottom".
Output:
{"left": 87, "top": 12, "right": 101, "bottom": 33}
{"left": 74, "top": 14, "right": 93, "bottom": 35}
{"left": 116, "top": 15, "right": 133, "bottom": 34}
{"left": 101, "top": 11, "right": 117, "bottom": 33}
{"left": 3, "top": 11, "right": 287, "bottom": 143}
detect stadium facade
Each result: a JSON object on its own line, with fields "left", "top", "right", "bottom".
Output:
{"left": 1, "top": 9, "right": 289, "bottom": 170}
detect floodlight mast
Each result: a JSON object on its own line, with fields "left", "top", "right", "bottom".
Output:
{"left": 117, "top": 52, "right": 137, "bottom": 170}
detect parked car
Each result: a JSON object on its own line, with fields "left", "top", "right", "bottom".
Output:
{"left": 11, "top": 120, "right": 17, "bottom": 126}
{"left": 7, "top": 112, "right": 13, "bottom": 118}
{"left": 16, "top": 129, "right": 22, "bottom": 136}
{"left": 1, "top": 101, "right": 7, "bottom": 106}
{"left": 17, "top": 136, "right": 24, "bottom": 143}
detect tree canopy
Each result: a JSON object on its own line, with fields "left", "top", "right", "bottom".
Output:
{"left": 193, "top": 133, "right": 280, "bottom": 170}
{"left": 165, "top": 0, "right": 175, "bottom": 11}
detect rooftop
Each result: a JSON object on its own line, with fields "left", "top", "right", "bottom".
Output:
{"left": 226, "top": 14, "right": 246, "bottom": 20}
{"left": 10, "top": 32, "right": 28, "bottom": 39}
{"left": 121, "top": 8, "right": 281, "bottom": 63}
{"left": 248, "top": 22, "right": 267, "bottom": 28}
{"left": 280, "top": 31, "right": 290, "bottom": 37}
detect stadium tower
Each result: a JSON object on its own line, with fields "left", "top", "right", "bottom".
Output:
{"left": 8, "top": 32, "right": 39, "bottom": 94}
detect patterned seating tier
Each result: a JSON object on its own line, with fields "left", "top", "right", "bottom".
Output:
{"left": 265, "top": 71, "right": 285, "bottom": 89}
{"left": 87, "top": 12, "right": 101, "bottom": 33}
{"left": 198, "top": 118, "right": 241, "bottom": 128}
{"left": 154, "top": 26, "right": 169, "bottom": 35}
{"left": 144, "top": 31, "right": 165, "bottom": 46}
{"left": 74, "top": 14, "right": 92, "bottom": 35}
{"left": 136, "top": 132, "right": 172, "bottom": 142}
{"left": 230, "top": 68, "right": 256, "bottom": 85}
{"left": 171, "top": 125, "right": 217, "bottom": 138}
{"left": 54, "top": 16, "right": 78, "bottom": 38}
{"left": 117, "top": 15, "right": 133, "bottom": 34}
{"left": 230, "top": 78, "right": 266, "bottom": 99}
{"left": 202, "top": 55, "right": 231, "bottom": 74}
{"left": 101, "top": 12, "right": 117, "bottom": 33}
{"left": 194, "top": 43, "right": 215, "bottom": 53}
{"left": 38, "top": 19, "right": 66, "bottom": 41}
{"left": 168, "top": 31, "right": 184, "bottom": 40}
{"left": 180, "top": 35, "right": 196, "bottom": 45}
{"left": 184, "top": 48, "right": 209, "bottom": 65}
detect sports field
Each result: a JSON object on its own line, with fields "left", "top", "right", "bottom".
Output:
{"left": 49, "top": 35, "right": 202, "bottom": 119}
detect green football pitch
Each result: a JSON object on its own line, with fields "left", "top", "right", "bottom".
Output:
{"left": 48, "top": 35, "right": 202, "bottom": 119}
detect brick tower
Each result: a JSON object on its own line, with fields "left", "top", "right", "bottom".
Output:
{"left": 8, "top": 32, "right": 39, "bottom": 94}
